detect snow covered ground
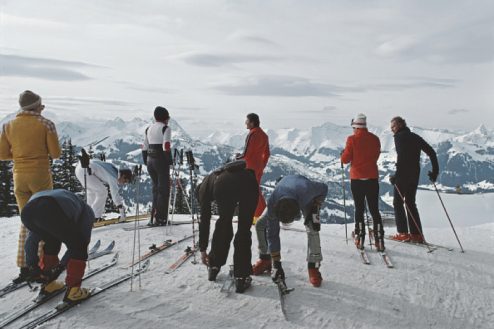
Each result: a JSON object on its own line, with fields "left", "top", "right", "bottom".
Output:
{"left": 0, "top": 195, "right": 493, "bottom": 329}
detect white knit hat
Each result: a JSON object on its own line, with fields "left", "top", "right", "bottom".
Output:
{"left": 351, "top": 113, "right": 367, "bottom": 128}
{"left": 19, "top": 90, "right": 42, "bottom": 111}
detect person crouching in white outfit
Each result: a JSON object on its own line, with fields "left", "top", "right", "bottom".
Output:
{"left": 75, "top": 160, "right": 133, "bottom": 221}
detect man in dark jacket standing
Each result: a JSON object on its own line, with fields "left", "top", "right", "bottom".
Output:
{"left": 389, "top": 116, "right": 439, "bottom": 243}
{"left": 197, "top": 160, "right": 258, "bottom": 293}
{"left": 21, "top": 189, "right": 94, "bottom": 304}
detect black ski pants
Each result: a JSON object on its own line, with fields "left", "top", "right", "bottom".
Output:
{"left": 147, "top": 155, "right": 170, "bottom": 223}
{"left": 209, "top": 170, "right": 258, "bottom": 277}
{"left": 21, "top": 197, "right": 91, "bottom": 264}
{"left": 393, "top": 177, "right": 422, "bottom": 235}
{"left": 350, "top": 179, "right": 384, "bottom": 238}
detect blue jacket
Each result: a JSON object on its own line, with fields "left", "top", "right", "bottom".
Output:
{"left": 266, "top": 175, "right": 328, "bottom": 253}
{"left": 23, "top": 189, "right": 95, "bottom": 266}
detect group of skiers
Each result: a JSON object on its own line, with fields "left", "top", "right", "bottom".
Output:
{"left": 0, "top": 90, "right": 440, "bottom": 302}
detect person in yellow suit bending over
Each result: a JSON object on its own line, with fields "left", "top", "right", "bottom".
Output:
{"left": 0, "top": 90, "right": 61, "bottom": 283}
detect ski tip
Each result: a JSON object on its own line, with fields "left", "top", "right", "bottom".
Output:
{"left": 112, "top": 252, "right": 120, "bottom": 262}
{"left": 109, "top": 240, "right": 116, "bottom": 248}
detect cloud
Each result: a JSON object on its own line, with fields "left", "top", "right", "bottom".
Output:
{"left": 179, "top": 52, "right": 283, "bottom": 67}
{"left": 0, "top": 54, "right": 98, "bottom": 81}
{"left": 374, "top": 18, "right": 494, "bottom": 64}
{"left": 213, "top": 75, "right": 362, "bottom": 97}
{"left": 212, "top": 75, "right": 455, "bottom": 97}
{"left": 227, "top": 31, "right": 279, "bottom": 47}
{"left": 47, "top": 96, "right": 134, "bottom": 107}
{"left": 448, "top": 109, "right": 470, "bottom": 115}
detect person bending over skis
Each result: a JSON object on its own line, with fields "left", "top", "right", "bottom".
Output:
{"left": 20, "top": 189, "right": 95, "bottom": 304}
{"left": 197, "top": 160, "right": 258, "bottom": 293}
{"left": 252, "top": 175, "right": 328, "bottom": 287}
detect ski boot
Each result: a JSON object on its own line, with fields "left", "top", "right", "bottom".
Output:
{"left": 374, "top": 237, "right": 385, "bottom": 252}
{"left": 12, "top": 267, "right": 30, "bottom": 284}
{"left": 409, "top": 233, "right": 425, "bottom": 243}
{"left": 235, "top": 276, "right": 252, "bottom": 293}
{"left": 63, "top": 286, "right": 91, "bottom": 304}
{"left": 208, "top": 266, "right": 220, "bottom": 281}
{"left": 39, "top": 280, "right": 65, "bottom": 297}
{"left": 390, "top": 232, "right": 410, "bottom": 242}
{"left": 308, "top": 263, "right": 322, "bottom": 287}
{"left": 252, "top": 254, "right": 272, "bottom": 275}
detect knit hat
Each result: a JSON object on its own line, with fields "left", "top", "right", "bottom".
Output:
{"left": 19, "top": 90, "right": 42, "bottom": 111}
{"left": 154, "top": 106, "right": 170, "bottom": 122}
{"left": 351, "top": 113, "right": 367, "bottom": 129}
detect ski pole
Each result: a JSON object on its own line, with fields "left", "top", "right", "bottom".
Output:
{"left": 393, "top": 184, "right": 433, "bottom": 252}
{"left": 341, "top": 162, "right": 348, "bottom": 244}
{"left": 433, "top": 182, "right": 465, "bottom": 253}
{"left": 130, "top": 165, "right": 143, "bottom": 290}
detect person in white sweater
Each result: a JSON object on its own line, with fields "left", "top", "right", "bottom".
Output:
{"left": 75, "top": 160, "right": 132, "bottom": 220}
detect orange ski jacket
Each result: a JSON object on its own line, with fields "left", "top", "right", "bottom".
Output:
{"left": 341, "top": 128, "right": 380, "bottom": 180}
{"left": 238, "top": 127, "right": 270, "bottom": 173}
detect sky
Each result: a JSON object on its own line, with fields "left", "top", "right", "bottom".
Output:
{"left": 1, "top": 0, "right": 493, "bottom": 137}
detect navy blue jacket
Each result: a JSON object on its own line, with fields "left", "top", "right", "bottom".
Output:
{"left": 394, "top": 127, "right": 439, "bottom": 182}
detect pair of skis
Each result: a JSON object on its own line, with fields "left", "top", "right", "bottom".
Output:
{"left": 0, "top": 253, "right": 119, "bottom": 328}
{"left": 0, "top": 239, "right": 114, "bottom": 299}
{"left": 357, "top": 247, "right": 394, "bottom": 268}
{"left": 164, "top": 245, "right": 198, "bottom": 274}
{"left": 128, "top": 234, "right": 194, "bottom": 267}
{"left": 384, "top": 235, "right": 454, "bottom": 252}
{"left": 21, "top": 259, "right": 150, "bottom": 329}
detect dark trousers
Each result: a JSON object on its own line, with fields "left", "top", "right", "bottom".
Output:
{"left": 147, "top": 156, "right": 170, "bottom": 222}
{"left": 393, "top": 178, "right": 422, "bottom": 235}
{"left": 21, "top": 197, "right": 90, "bottom": 263}
{"left": 209, "top": 171, "right": 258, "bottom": 277}
{"left": 350, "top": 179, "right": 384, "bottom": 237}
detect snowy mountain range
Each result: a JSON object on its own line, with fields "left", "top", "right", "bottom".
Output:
{"left": 2, "top": 112, "right": 493, "bottom": 223}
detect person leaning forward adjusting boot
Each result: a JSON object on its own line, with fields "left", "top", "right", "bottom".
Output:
{"left": 21, "top": 189, "right": 95, "bottom": 303}
{"left": 253, "top": 175, "right": 328, "bottom": 287}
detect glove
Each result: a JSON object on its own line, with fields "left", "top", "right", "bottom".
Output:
{"left": 200, "top": 251, "right": 209, "bottom": 266}
{"left": 389, "top": 175, "right": 396, "bottom": 185}
{"left": 118, "top": 205, "right": 126, "bottom": 220}
{"left": 428, "top": 171, "right": 438, "bottom": 182}
{"left": 271, "top": 261, "right": 285, "bottom": 283}
{"left": 311, "top": 212, "right": 321, "bottom": 232}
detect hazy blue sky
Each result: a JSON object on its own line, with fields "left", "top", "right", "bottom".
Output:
{"left": 1, "top": 0, "right": 493, "bottom": 137}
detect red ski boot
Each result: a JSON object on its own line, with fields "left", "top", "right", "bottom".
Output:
{"left": 252, "top": 255, "right": 272, "bottom": 275}
{"left": 308, "top": 267, "right": 322, "bottom": 287}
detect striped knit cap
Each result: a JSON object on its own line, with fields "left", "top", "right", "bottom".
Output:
{"left": 19, "top": 90, "right": 42, "bottom": 111}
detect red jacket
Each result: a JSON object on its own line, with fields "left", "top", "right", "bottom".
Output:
{"left": 238, "top": 127, "right": 270, "bottom": 173}
{"left": 341, "top": 128, "right": 380, "bottom": 180}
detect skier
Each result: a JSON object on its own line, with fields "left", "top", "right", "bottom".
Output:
{"left": 197, "top": 160, "right": 259, "bottom": 293}
{"left": 142, "top": 106, "right": 173, "bottom": 226}
{"left": 389, "top": 116, "right": 439, "bottom": 243}
{"left": 341, "top": 113, "right": 385, "bottom": 251}
{"left": 74, "top": 159, "right": 133, "bottom": 221}
{"left": 252, "top": 175, "right": 328, "bottom": 287}
{"left": 0, "top": 90, "right": 61, "bottom": 284}
{"left": 236, "top": 113, "right": 270, "bottom": 223}
{"left": 20, "top": 189, "right": 95, "bottom": 303}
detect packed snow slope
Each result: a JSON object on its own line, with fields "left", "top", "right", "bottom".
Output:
{"left": 0, "top": 213, "right": 492, "bottom": 329}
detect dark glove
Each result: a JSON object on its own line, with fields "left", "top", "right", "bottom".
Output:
{"left": 142, "top": 150, "right": 148, "bottom": 166}
{"left": 78, "top": 148, "right": 90, "bottom": 168}
{"left": 271, "top": 261, "right": 285, "bottom": 283}
{"left": 389, "top": 175, "right": 396, "bottom": 185}
{"left": 428, "top": 171, "right": 438, "bottom": 182}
